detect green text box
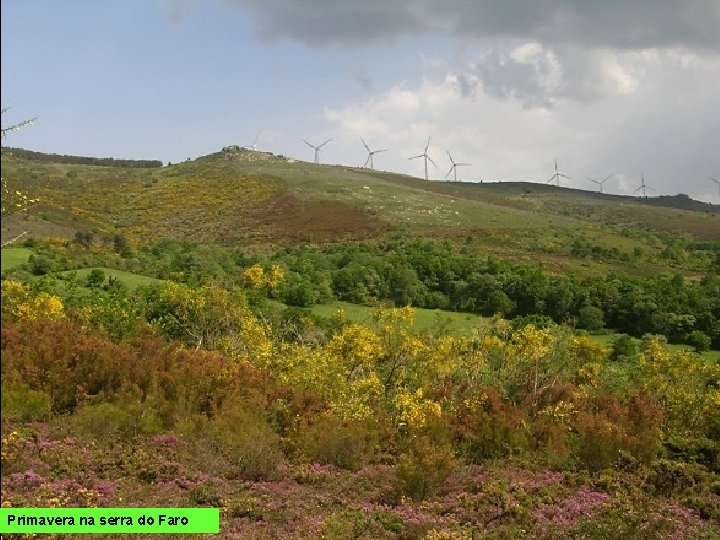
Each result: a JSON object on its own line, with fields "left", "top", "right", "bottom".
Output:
{"left": 0, "top": 508, "right": 219, "bottom": 534}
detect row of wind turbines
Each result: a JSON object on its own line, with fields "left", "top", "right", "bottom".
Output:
{"left": 296, "top": 136, "right": 720, "bottom": 198}
{"left": 305, "top": 136, "right": 470, "bottom": 182}
{"left": 548, "top": 160, "right": 720, "bottom": 198}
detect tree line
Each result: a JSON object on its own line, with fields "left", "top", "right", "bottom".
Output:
{"left": 4, "top": 147, "right": 163, "bottom": 168}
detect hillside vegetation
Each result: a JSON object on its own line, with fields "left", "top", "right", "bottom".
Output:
{"left": 2, "top": 148, "right": 718, "bottom": 276}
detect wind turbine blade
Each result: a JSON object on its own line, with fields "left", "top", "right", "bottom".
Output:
{"left": 427, "top": 156, "right": 437, "bottom": 167}
{"left": 445, "top": 166, "right": 454, "bottom": 179}
{"left": 363, "top": 155, "right": 371, "bottom": 168}
{"left": 602, "top": 174, "right": 613, "bottom": 182}
{"left": 319, "top": 139, "right": 332, "bottom": 148}
{"left": 425, "top": 137, "right": 431, "bottom": 152}
{"left": 361, "top": 138, "right": 370, "bottom": 152}
{"left": 559, "top": 173, "right": 570, "bottom": 179}
{"left": 633, "top": 186, "right": 642, "bottom": 194}
{"left": 446, "top": 150, "right": 453, "bottom": 163}
{"left": 376, "top": 149, "right": 388, "bottom": 154}
{"left": 457, "top": 163, "right": 471, "bottom": 166}
{"left": 303, "top": 140, "right": 315, "bottom": 149}
{"left": 409, "top": 155, "right": 423, "bottom": 160}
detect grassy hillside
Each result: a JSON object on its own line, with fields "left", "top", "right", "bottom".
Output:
{"left": 2, "top": 148, "right": 718, "bottom": 279}
{"left": 1, "top": 247, "right": 32, "bottom": 271}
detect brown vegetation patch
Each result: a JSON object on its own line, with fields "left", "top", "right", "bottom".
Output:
{"left": 1, "top": 211, "right": 79, "bottom": 244}
{"left": 241, "top": 193, "right": 392, "bottom": 243}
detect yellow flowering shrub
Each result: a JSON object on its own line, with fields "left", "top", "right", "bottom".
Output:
{"left": 639, "top": 338, "right": 720, "bottom": 435}
{"left": 509, "top": 324, "right": 555, "bottom": 360}
{"left": 570, "top": 335, "right": 609, "bottom": 365}
{"left": 243, "top": 264, "right": 265, "bottom": 287}
{"left": 1, "top": 280, "right": 64, "bottom": 322}
{"left": 243, "top": 263, "right": 285, "bottom": 291}
{"left": 394, "top": 388, "right": 442, "bottom": 431}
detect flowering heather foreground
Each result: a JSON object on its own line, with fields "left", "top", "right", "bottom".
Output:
{"left": 1, "top": 426, "right": 717, "bottom": 539}
{"left": 2, "top": 287, "right": 719, "bottom": 539}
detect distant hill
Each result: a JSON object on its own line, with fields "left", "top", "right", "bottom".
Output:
{"left": 2, "top": 147, "right": 163, "bottom": 168}
{"left": 2, "top": 147, "right": 718, "bottom": 277}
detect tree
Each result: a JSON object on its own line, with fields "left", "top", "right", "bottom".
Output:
{"left": 578, "top": 305, "right": 605, "bottom": 332}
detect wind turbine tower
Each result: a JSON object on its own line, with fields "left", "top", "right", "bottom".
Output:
{"left": 711, "top": 176, "right": 720, "bottom": 197}
{"left": 546, "top": 159, "right": 570, "bottom": 187}
{"left": 409, "top": 137, "right": 436, "bottom": 181}
{"left": 247, "top": 130, "right": 262, "bottom": 151}
{"left": 633, "top": 172, "right": 655, "bottom": 199}
{"left": 361, "top": 138, "right": 387, "bottom": 170}
{"left": 445, "top": 151, "right": 471, "bottom": 182}
{"left": 304, "top": 138, "right": 331, "bottom": 164}
{"left": 588, "top": 173, "right": 613, "bottom": 194}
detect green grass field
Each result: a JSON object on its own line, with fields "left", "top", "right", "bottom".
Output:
{"left": 1, "top": 247, "right": 32, "bottom": 271}
{"left": 59, "top": 268, "right": 160, "bottom": 290}
{"left": 312, "top": 301, "right": 486, "bottom": 335}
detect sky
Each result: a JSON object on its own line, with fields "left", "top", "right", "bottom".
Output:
{"left": 2, "top": 0, "right": 719, "bottom": 202}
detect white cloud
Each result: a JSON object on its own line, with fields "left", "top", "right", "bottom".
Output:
{"left": 324, "top": 44, "right": 720, "bottom": 200}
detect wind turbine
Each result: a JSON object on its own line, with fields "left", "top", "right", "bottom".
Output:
{"left": 588, "top": 173, "right": 613, "bottom": 194}
{"left": 409, "top": 137, "right": 436, "bottom": 181}
{"left": 711, "top": 176, "right": 720, "bottom": 197}
{"left": 249, "top": 130, "right": 262, "bottom": 151}
{"left": 303, "top": 138, "right": 331, "bottom": 164}
{"left": 633, "top": 172, "right": 655, "bottom": 198}
{"left": 546, "top": 159, "right": 570, "bottom": 187}
{"left": 361, "top": 138, "right": 387, "bottom": 170}
{"left": 445, "top": 151, "right": 471, "bottom": 182}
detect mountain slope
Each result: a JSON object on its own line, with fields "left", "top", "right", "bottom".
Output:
{"left": 2, "top": 148, "right": 718, "bottom": 276}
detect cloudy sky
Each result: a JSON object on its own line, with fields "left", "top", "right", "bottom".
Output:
{"left": 2, "top": 0, "right": 719, "bottom": 201}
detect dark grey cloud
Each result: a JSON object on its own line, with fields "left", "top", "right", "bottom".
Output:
{"left": 457, "top": 43, "right": 651, "bottom": 109}
{"left": 458, "top": 45, "right": 559, "bottom": 108}
{"left": 227, "top": 0, "right": 425, "bottom": 46}
{"left": 229, "top": 0, "right": 720, "bottom": 51}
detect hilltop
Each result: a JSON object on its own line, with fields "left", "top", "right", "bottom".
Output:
{"left": 2, "top": 147, "right": 718, "bottom": 277}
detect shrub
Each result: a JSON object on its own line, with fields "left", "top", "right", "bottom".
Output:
{"left": 28, "top": 255, "right": 53, "bottom": 276}
{"left": 189, "top": 484, "right": 223, "bottom": 507}
{"left": 86, "top": 269, "right": 106, "bottom": 288}
{"left": 686, "top": 330, "right": 711, "bottom": 353}
{"left": 610, "top": 334, "right": 638, "bottom": 361}
{"left": 70, "top": 402, "right": 163, "bottom": 441}
{"left": 511, "top": 314, "right": 555, "bottom": 331}
{"left": 320, "top": 510, "right": 373, "bottom": 540}
{"left": 295, "top": 413, "right": 377, "bottom": 471}
{"left": 395, "top": 436, "right": 456, "bottom": 502}
{"left": 572, "top": 393, "right": 662, "bottom": 471}
{"left": 186, "top": 403, "right": 283, "bottom": 481}
{"left": 646, "top": 459, "right": 709, "bottom": 496}
{"left": 578, "top": 306, "right": 605, "bottom": 332}
{"left": 455, "top": 390, "right": 531, "bottom": 462}
{"left": 0, "top": 384, "right": 52, "bottom": 422}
